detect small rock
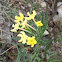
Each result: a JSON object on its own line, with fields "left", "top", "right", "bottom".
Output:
{"left": 21, "top": 6, "right": 25, "bottom": 10}
{"left": 41, "top": 2, "right": 46, "bottom": 7}
{"left": 43, "top": 30, "right": 49, "bottom": 36}
{"left": 27, "top": 3, "right": 31, "bottom": 8}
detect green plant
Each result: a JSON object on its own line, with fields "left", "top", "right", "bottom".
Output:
{"left": 10, "top": 10, "right": 54, "bottom": 62}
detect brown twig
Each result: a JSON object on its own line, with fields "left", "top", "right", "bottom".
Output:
{"left": 0, "top": 45, "right": 15, "bottom": 55}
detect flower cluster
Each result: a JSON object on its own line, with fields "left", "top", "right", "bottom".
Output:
{"left": 17, "top": 32, "right": 37, "bottom": 47}
{"left": 11, "top": 10, "right": 43, "bottom": 47}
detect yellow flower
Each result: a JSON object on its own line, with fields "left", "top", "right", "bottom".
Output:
{"left": 27, "top": 12, "right": 32, "bottom": 20}
{"left": 19, "top": 13, "right": 24, "bottom": 17}
{"left": 15, "top": 16, "right": 19, "bottom": 20}
{"left": 17, "top": 31, "right": 28, "bottom": 44}
{"left": 14, "top": 13, "right": 24, "bottom": 23}
{"left": 24, "top": 17, "right": 31, "bottom": 21}
{"left": 26, "top": 36, "right": 37, "bottom": 47}
{"left": 14, "top": 20, "right": 20, "bottom": 23}
{"left": 20, "top": 20, "right": 27, "bottom": 29}
{"left": 27, "top": 10, "right": 36, "bottom": 21}
{"left": 32, "top": 10, "right": 36, "bottom": 16}
{"left": 31, "top": 14, "right": 35, "bottom": 21}
{"left": 19, "top": 12, "right": 24, "bottom": 22}
{"left": 11, "top": 23, "right": 20, "bottom": 32}
{"left": 15, "top": 16, "right": 23, "bottom": 22}
{"left": 35, "top": 21, "right": 43, "bottom": 27}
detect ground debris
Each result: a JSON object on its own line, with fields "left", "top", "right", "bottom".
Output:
{"left": 0, "top": 3, "right": 13, "bottom": 44}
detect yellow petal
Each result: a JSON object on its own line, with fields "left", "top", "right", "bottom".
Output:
{"left": 11, "top": 29, "right": 17, "bottom": 32}
{"left": 19, "top": 13, "right": 24, "bottom": 17}
{"left": 17, "top": 34, "right": 22, "bottom": 37}
{"left": 32, "top": 10, "right": 36, "bottom": 15}
{"left": 18, "top": 39, "right": 22, "bottom": 42}
{"left": 31, "top": 44, "right": 34, "bottom": 47}
{"left": 27, "top": 12, "right": 31, "bottom": 16}
{"left": 35, "top": 21, "right": 43, "bottom": 27}
{"left": 15, "top": 16, "right": 19, "bottom": 20}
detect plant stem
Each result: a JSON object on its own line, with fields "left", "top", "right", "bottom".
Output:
{"left": 27, "top": 24, "right": 36, "bottom": 31}
{"left": 30, "top": 52, "right": 36, "bottom": 62}
{"left": 19, "top": 28, "right": 33, "bottom": 35}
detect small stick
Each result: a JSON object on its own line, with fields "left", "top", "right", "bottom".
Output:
{"left": 0, "top": 45, "right": 15, "bottom": 55}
